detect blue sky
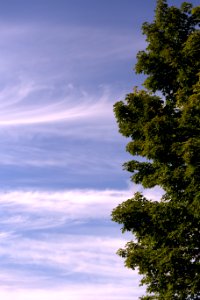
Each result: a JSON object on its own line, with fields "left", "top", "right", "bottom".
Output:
{"left": 0, "top": 1, "right": 198, "bottom": 299}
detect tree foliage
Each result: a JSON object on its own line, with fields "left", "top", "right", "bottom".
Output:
{"left": 111, "top": 1, "right": 200, "bottom": 299}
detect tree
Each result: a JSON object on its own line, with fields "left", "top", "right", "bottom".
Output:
{"left": 111, "top": 1, "right": 200, "bottom": 299}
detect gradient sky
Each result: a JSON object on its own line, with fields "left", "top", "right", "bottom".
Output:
{"left": 0, "top": 1, "right": 198, "bottom": 299}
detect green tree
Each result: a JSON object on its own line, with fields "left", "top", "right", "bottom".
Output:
{"left": 111, "top": 1, "right": 200, "bottom": 299}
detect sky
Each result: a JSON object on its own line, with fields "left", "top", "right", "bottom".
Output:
{"left": 0, "top": 1, "right": 199, "bottom": 299}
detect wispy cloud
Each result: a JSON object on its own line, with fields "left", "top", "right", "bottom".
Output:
{"left": 0, "top": 234, "right": 132, "bottom": 278}
{"left": 0, "top": 82, "right": 113, "bottom": 127}
{"left": 0, "top": 284, "right": 144, "bottom": 300}
{"left": 0, "top": 189, "right": 134, "bottom": 221}
{"left": 0, "top": 4, "right": 155, "bottom": 300}
{"left": 0, "top": 22, "right": 145, "bottom": 72}
{"left": 0, "top": 20, "right": 138, "bottom": 173}
{"left": 0, "top": 21, "right": 145, "bottom": 120}
{"left": 0, "top": 188, "right": 163, "bottom": 230}
{"left": 0, "top": 79, "right": 126, "bottom": 174}
{"left": 0, "top": 187, "right": 147, "bottom": 299}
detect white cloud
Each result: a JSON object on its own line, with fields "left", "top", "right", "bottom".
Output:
{"left": 0, "top": 235, "right": 144, "bottom": 298}
{"left": 0, "top": 186, "right": 162, "bottom": 299}
{"left": 0, "top": 234, "right": 132, "bottom": 277}
{"left": 0, "top": 80, "right": 123, "bottom": 169}
{"left": 0, "top": 82, "right": 113, "bottom": 127}
{"left": 0, "top": 18, "right": 156, "bottom": 300}
{"left": 0, "top": 187, "right": 163, "bottom": 229}
{"left": 0, "top": 79, "right": 121, "bottom": 147}
{"left": 0, "top": 189, "right": 133, "bottom": 220}
{"left": 0, "top": 21, "right": 135, "bottom": 171}
{"left": 0, "top": 187, "right": 149, "bottom": 299}
{"left": 0, "top": 22, "right": 144, "bottom": 129}
{"left": 0, "top": 284, "right": 144, "bottom": 300}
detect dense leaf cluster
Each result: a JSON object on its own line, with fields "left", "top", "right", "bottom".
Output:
{"left": 112, "top": 1, "right": 200, "bottom": 299}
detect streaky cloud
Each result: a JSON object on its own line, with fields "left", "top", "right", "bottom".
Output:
{"left": 0, "top": 187, "right": 147, "bottom": 299}
{"left": 0, "top": 283, "right": 144, "bottom": 300}
{"left": 0, "top": 188, "right": 134, "bottom": 220}
{"left": 0, "top": 83, "right": 113, "bottom": 127}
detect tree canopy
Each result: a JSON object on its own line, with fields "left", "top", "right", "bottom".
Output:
{"left": 111, "top": 1, "right": 200, "bottom": 299}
